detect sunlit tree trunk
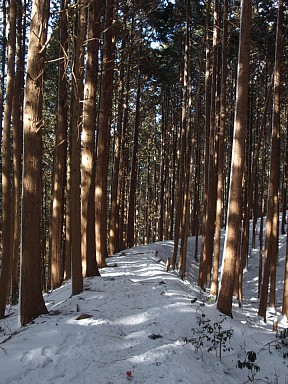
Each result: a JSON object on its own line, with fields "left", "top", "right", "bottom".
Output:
{"left": 82, "top": 0, "right": 101, "bottom": 277}
{"left": 198, "top": 0, "right": 212, "bottom": 286}
{"left": 238, "top": 109, "right": 252, "bottom": 306}
{"left": 190, "top": 7, "right": 208, "bottom": 263}
{"left": 70, "top": 0, "right": 86, "bottom": 295}
{"left": 281, "top": 116, "right": 288, "bottom": 235}
{"left": 258, "top": 134, "right": 267, "bottom": 298}
{"left": 0, "top": 0, "right": 7, "bottom": 146}
{"left": 119, "top": 14, "right": 134, "bottom": 251}
{"left": 0, "top": 0, "right": 17, "bottom": 319}
{"left": 65, "top": 156, "right": 71, "bottom": 280}
{"left": 178, "top": 0, "right": 192, "bottom": 278}
{"left": 259, "top": 0, "right": 283, "bottom": 320}
{"left": 95, "top": 0, "right": 115, "bottom": 266}
{"left": 11, "top": 0, "right": 25, "bottom": 304}
{"left": 127, "top": 67, "right": 141, "bottom": 248}
{"left": 211, "top": 0, "right": 228, "bottom": 297}
{"left": 251, "top": 73, "right": 273, "bottom": 248}
{"left": 217, "top": 0, "right": 252, "bottom": 317}
{"left": 282, "top": 227, "right": 288, "bottom": 317}
{"left": 49, "top": 0, "right": 68, "bottom": 290}
{"left": 20, "top": 0, "right": 50, "bottom": 325}
{"left": 200, "top": 0, "right": 219, "bottom": 288}
{"left": 109, "top": 10, "right": 127, "bottom": 255}
{"left": 171, "top": 36, "right": 186, "bottom": 270}
{"left": 158, "top": 88, "right": 168, "bottom": 242}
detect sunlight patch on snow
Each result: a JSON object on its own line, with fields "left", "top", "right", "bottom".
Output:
{"left": 128, "top": 343, "right": 175, "bottom": 364}
{"left": 1, "top": 237, "right": 288, "bottom": 384}
{"left": 102, "top": 270, "right": 131, "bottom": 278}
{"left": 278, "top": 314, "right": 288, "bottom": 326}
{"left": 66, "top": 317, "right": 107, "bottom": 326}
{"left": 124, "top": 330, "right": 147, "bottom": 340}
{"left": 83, "top": 294, "right": 104, "bottom": 301}
{"left": 114, "top": 312, "right": 150, "bottom": 326}
{"left": 45, "top": 298, "right": 67, "bottom": 310}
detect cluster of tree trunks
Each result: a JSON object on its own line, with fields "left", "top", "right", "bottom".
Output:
{"left": 0, "top": 0, "right": 288, "bottom": 325}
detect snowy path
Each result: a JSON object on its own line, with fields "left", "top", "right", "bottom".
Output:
{"left": 0, "top": 248, "right": 287, "bottom": 384}
{"left": 0, "top": 251, "right": 224, "bottom": 383}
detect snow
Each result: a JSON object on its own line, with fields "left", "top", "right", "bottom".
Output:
{"left": 1, "top": 234, "right": 288, "bottom": 384}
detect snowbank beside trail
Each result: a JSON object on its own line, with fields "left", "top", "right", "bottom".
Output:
{"left": 0, "top": 245, "right": 288, "bottom": 384}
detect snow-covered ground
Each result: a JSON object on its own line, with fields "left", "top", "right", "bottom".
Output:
{"left": 1, "top": 233, "right": 288, "bottom": 384}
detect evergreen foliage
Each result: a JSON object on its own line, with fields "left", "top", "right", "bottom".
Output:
{"left": 0, "top": 0, "right": 288, "bottom": 325}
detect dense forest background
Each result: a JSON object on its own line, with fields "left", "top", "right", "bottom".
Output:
{"left": 0, "top": 0, "right": 288, "bottom": 325}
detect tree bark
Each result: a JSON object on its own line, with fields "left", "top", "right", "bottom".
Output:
{"left": 258, "top": 0, "right": 283, "bottom": 320}
{"left": 200, "top": 0, "right": 219, "bottom": 288}
{"left": 0, "top": 0, "right": 17, "bottom": 319}
{"left": 171, "top": 36, "right": 186, "bottom": 270}
{"left": 118, "top": 14, "right": 134, "bottom": 251}
{"left": 20, "top": 0, "right": 50, "bottom": 325}
{"left": 109, "top": 9, "right": 127, "bottom": 255}
{"left": 211, "top": 0, "right": 228, "bottom": 297}
{"left": 217, "top": 0, "right": 252, "bottom": 317}
{"left": 281, "top": 118, "right": 288, "bottom": 235}
{"left": 0, "top": 0, "right": 7, "bottom": 147}
{"left": 198, "top": 0, "right": 212, "bottom": 286}
{"left": 11, "top": 0, "right": 25, "bottom": 305}
{"left": 178, "top": 0, "right": 191, "bottom": 278}
{"left": 282, "top": 223, "right": 288, "bottom": 317}
{"left": 49, "top": 0, "right": 68, "bottom": 290}
{"left": 95, "top": 0, "right": 115, "bottom": 266}
{"left": 70, "top": 0, "right": 86, "bottom": 295}
{"left": 82, "top": 0, "right": 101, "bottom": 277}
{"left": 127, "top": 67, "right": 141, "bottom": 248}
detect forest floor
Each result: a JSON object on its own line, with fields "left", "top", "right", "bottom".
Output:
{"left": 1, "top": 235, "right": 288, "bottom": 383}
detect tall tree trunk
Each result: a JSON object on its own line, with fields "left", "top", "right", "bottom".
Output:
{"left": 49, "top": 0, "right": 68, "bottom": 290}
{"left": 211, "top": 0, "right": 228, "bottom": 297}
{"left": 127, "top": 67, "right": 141, "bottom": 248}
{"left": 179, "top": 86, "right": 193, "bottom": 280}
{"left": 0, "top": 0, "right": 7, "bottom": 147}
{"left": 95, "top": 0, "right": 115, "bottom": 266}
{"left": 191, "top": 9, "right": 208, "bottom": 263}
{"left": 238, "top": 107, "right": 252, "bottom": 306}
{"left": 178, "top": 0, "right": 192, "bottom": 278}
{"left": 158, "top": 89, "right": 167, "bottom": 242}
{"left": 0, "top": 0, "right": 17, "bottom": 319}
{"left": 11, "top": 0, "right": 25, "bottom": 304}
{"left": 109, "top": 9, "right": 128, "bottom": 255}
{"left": 217, "top": 0, "right": 252, "bottom": 317}
{"left": 152, "top": 157, "right": 158, "bottom": 242}
{"left": 281, "top": 116, "right": 288, "bottom": 235}
{"left": 258, "top": 0, "right": 283, "bottom": 320}
{"left": 82, "top": 0, "right": 101, "bottom": 277}
{"left": 171, "top": 36, "right": 186, "bottom": 270}
{"left": 70, "top": 0, "right": 86, "bottom": 295}
{"left": 200, "top": 0, "right": 219, "bottom": 288}
{"left": 198, "top": 0, "right": 212, "bottom": 286}
{"left": 258, "top": 130, "right": 267, "bottom": 297}
{"left": 20, "top": 0, "right": 50, "bottom": 325}
{"left": 119, "top": 14, "right": 134, "bottom": 251}
{"left": 168, "top": 110, "right": 178, "bottom": 241}
{"left": 251, "top": 74, "right": 273, "bottom": 249}
{"left": 65, "top": 155, "right": 71, "bottom": 279}
{"left": 282, "top": 221, "right": 288, "bottom": 317}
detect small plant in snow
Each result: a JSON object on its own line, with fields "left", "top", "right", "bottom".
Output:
{"left": 275, "top": 328, "right": 288, "bottom": 359}
{"left": 186, "top": 314, "right": 233, "bottom": 361}
{"left": 237, "top": 350, "right": 260, "bottom": 382}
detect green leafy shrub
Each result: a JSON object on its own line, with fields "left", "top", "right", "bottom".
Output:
{"left": 237, "top": 350, "right": 260, "bottom": 382}
{"left": 275, "top": 328, "right": 288, "bottom": 359}
{"left": 185, "top": 314, "right": 233, "bottom": 361}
